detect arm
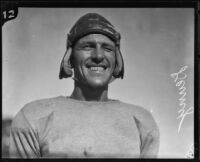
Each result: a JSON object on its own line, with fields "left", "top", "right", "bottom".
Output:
{"left": 9, "top": 110, "right": 41, "bottom": 158}
{"left": 140, "top": 128, "right": 160, "bottom": 158}
{"left": 134, "top": 110, "right": 160, "bottom": 158}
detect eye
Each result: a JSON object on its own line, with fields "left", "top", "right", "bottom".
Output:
{"left": 104, "top": 47, "right": 113, "bottom": 52}
{"left": 103, "top": 45, "right": 115, "bottom": 52}
{"left": 82, "top": 44, "right": 93, "bottom": 50}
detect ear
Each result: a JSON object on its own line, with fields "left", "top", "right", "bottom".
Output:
{"left": 113, "top": 46, "right": 124, "bottom": 79}
{"left": 59, "top": 47, "right": 73, "bottom": 79}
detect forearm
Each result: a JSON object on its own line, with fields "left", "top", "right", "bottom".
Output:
{"left": 9, "top": 111, "right": 41, "bottom": 158}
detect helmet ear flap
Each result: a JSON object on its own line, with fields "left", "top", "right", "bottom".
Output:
{"left": 113, "top": 46, "right": 124, "bottom": 79}
{"left": 59, "top": 47, "right": 73, "bottom": 79}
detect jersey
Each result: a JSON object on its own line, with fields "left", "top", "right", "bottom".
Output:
{"left": 9, "top": 96, "right": 159, "bottom": 158}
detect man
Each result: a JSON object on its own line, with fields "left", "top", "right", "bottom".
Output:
{"left": 9, "top": 13, "right": 160, "bottom": 158}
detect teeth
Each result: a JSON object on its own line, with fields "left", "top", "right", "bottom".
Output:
{"left": 90, "top": 67, "right": 104, "bottom": 71}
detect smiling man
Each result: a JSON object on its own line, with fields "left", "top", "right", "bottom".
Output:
{"left": 9, "top": 13, "right": 160, "bottom": 158}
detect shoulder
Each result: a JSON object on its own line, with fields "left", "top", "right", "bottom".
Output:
{"left": 117, "top": 101, "right": 159, "bottom": 134}
{"left": 11, "top": 96, "right": 66, "bottom": 129}
{"left": 22, "top": 96, "right": 66, "bottom": 117}
{"left": 116, "top": 101, "right": 153, "bottom": 118}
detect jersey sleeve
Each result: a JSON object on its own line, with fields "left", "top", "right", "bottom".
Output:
{"left": 9, "top": 109, "right": 41, "bottom": 158}
{"left": 134, "top": 109, "right": 160, "bottom": 158}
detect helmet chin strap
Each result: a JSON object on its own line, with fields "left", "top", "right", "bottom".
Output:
{"left": 109, "top": 76, "right": 116, "bottom": 83}
{"left": 72, "top": 76, "right": 79, "bottom": 82}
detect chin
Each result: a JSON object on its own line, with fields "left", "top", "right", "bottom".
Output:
{"left": 86, "top": 79, "right": 109, "bottom": 89}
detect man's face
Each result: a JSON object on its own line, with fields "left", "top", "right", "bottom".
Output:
{"left": 71, "top": 34, "right": 116, "bottom": 89}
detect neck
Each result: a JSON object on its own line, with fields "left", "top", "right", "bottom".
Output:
{"left": 70, "top": 81, "right": 109, "bottom": 102}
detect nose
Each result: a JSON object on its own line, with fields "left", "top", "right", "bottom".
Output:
{"left": 91, "top": 46, "right": 104, "bottom": 63}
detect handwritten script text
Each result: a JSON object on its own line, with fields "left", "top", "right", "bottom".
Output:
{"left": 170, "top": 66, "right": 193, "bottom": 133}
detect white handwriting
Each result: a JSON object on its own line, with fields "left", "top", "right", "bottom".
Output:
{"left": 170, "top": 66, "right": 193, "bottom": 133}
{"left": 186, "top": 144, "right": 194, "bottom": 159}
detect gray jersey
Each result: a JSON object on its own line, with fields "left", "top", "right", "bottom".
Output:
{"left": 9, "top": 96, "right": 159, "bottom": 158}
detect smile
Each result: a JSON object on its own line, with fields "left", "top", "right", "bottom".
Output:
{"left": 89, "top": 66, "right": 105, "bottom": 72}
{"left": 86, "top": 64, "right": 107, "bottom": 73}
